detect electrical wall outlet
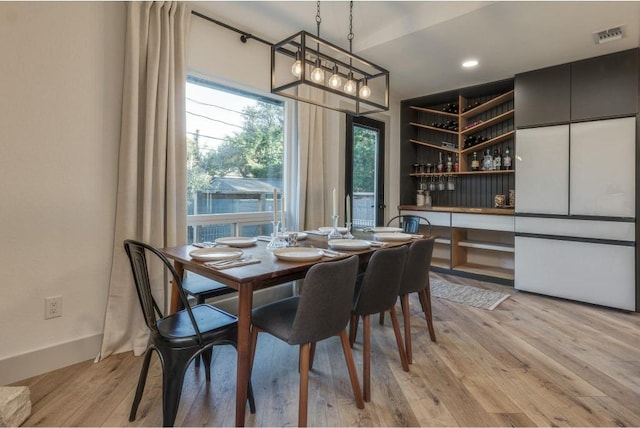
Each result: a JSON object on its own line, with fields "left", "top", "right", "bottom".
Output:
{"left": 44, "top": 296, "right": 63, "bottom": 319}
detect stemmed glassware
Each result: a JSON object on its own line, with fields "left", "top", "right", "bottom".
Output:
{"left": 267, "top": 221, "right": 287, "bottom": 249}
{"left": 327, "top": 215, "right": 342, "bottom": 240}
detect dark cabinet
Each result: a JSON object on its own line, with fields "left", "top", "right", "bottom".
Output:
{"left": 571, "top": 49, "right": 638, "bottom": 121}
{"left": 515, "top": 64, "right": 570, "bottom": 128}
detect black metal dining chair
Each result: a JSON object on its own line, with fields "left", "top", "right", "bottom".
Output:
{"left": 123, "top": 239, "right": 255, "bottom": 427}
{"left": 387, "top": 214, "right": 432, "bottom": 235}
{"left": 249, "top": 255, "right": 364, "bottom": 427}
{"left": 380, "top": 238, "right": 437, "bottom": 365}
{"left": 349, "top": 245, "right": 409, "bottom": 402}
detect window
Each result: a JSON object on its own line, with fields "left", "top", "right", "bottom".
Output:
{"left": 186, "top": 76, "right": 286, "bottom": 243}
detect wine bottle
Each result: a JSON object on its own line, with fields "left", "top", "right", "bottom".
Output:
{"left": 503, "top": 146, "right": 512, "bottom": 170}
{"left": 482, "top": 149, "right": 492, "bottom": 171}
{"left": 446, "top": 154, "right": 453, "bottom": 173}
{"left": 454, "top": 154, "right": 460, "bottom": 172}
{"left": 493, "top": 147, "right": 502, "bottom": 171}
{"left": 437, "top": 152, "right": 444, "bottom": 173}
{"left": 471, "top": 152, "right": 480, "bottom": 171}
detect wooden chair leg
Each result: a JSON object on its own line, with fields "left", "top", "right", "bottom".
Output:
{"left": 298, "top": 343, "right": 310, "bottom": 427}
{"left": 249, "top": 326, "right": 260, "bottom": 378}
{"left": 389, "top": 305, "right": 410, "bottom": 372}
{"left": 401, "top": 294, "right": 413, "bottom": 364}
{"left": 338, "top": 330, "right": 364, "bottom": 409}
{"left": 349, "top": 314, "right": 359, "bottom": 347}
{"left": 362, "top": 315, "right": 371, "bottom": 402}
{"left": 378, "top": 311, "right": 385, "bottom": 325}
{"left": 309, "top": 342, "right": 317, "bottom": 371}
{"left": 419, "top": 288, "right": 437, "bottom": 342}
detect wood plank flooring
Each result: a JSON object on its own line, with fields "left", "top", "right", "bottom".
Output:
{"left": 13, "top": 273, "right": 640, "bottom": 427}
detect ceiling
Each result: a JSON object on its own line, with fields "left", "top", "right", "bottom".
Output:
{"left": 192, "top": 1, "right": 640, "bottom": 101}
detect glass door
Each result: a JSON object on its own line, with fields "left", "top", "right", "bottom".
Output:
{"left": 346, "top": 115, "right": 385, "bottom": 228}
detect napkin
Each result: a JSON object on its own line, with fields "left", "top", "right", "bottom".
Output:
{"left": 257, "top": 236, "right": 272, "bottom": 242}
{"left": 205, "top": 258, "right": 261, "bottom": 270}
{"left": 323, "top": 249, "right": 346, "bottom": 258}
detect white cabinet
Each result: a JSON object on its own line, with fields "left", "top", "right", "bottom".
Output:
{"left": 515, "top": 236, "right": 635, "bottom": 311}
{"left": 570, "top": 117, "right": 636, "bottom": 217}
{"left": 515, "top": 125, "right": 570, "bottom": 215}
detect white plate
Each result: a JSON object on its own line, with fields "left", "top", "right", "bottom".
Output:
{"left": 189, "top": 247, "right": 244, "bottom": 262}
{"left": 273, "top": 247, "right": 324, "bottom": 262}
{"left": 373, "top": 232, "right": 413, "bottom": 242}
{"left": 328, "top": 239, "right": 371, "bottom": 251}
{"left": 318, "top": 226, "right": 349, "bottom": 234}
{"left": 215, "top": 237, "right": 258, "bottom": 247}
{"left": 279, "top": 231, "right": 308, "bottom": 240}
{"left": 370, "top": 226, "right": 403, "bottom": 233}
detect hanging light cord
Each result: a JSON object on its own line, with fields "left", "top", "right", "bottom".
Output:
{"left": 348, "top": 1, "right": 354, "bottom": 54}
{"left": 316, "top": 1, "right": 322, "bottom": 39}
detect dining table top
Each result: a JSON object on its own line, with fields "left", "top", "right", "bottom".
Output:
{"left": 161, "top": 229, "right": 424, "bottom": 292}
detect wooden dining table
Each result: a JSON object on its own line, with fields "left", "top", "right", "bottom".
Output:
{"left": 161, "top": 230, "right": 424, "bottom": 426}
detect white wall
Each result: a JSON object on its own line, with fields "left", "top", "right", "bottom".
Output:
{"left": 0, "top": 2, "right": 124, "bottom": 384}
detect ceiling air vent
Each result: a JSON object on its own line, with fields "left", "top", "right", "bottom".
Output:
{"left": 593, "top": 25, "right": 624, "bottom": 44}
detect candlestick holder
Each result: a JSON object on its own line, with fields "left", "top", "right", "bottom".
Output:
{"left": 344, "top": 222, "right": 354, "bottom": 239}
{"left": 328, "top": 215, "right": 342, "bottom": 240}
{"left": 267, "top": 221, "right": 286, "bottom": 249}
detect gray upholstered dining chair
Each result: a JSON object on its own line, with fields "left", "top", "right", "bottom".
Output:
{"left": 380, "top": 238, "right": 437, "bottom": 365}
{"left": 249, "top": 255, "right": 364, "bottom": 427}
{"left": 349, "top": 245, "right": 409, "bottom": 402}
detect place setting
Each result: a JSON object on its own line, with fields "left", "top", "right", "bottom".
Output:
{"left": 188, "top": 246, "right": 261, "bottom": 270}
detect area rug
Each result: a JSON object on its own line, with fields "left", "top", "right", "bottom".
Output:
{"left": 430, "top": 277, "right": 511, "bottom": 310}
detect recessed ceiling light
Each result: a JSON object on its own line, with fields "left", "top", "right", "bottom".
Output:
{"left": 462, "top": 59, "right": 479, "bottom": 68}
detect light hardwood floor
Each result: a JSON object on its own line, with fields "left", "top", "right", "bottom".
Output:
{"left": 14, "top": 273, "right": 640, "bottom": 427}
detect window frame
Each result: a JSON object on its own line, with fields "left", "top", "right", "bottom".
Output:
{"left": 185, "top": 74, "right": 295, "bottom": 239}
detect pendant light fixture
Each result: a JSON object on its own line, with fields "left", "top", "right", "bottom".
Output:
{"left": 271, "top": 1, "right": 389, "bottom": 116}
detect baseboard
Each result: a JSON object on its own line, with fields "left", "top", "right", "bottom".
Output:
{"left": 1, "top": 334, "right": 103, "bottom": 386}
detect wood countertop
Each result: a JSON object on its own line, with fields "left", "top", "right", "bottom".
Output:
{"left": 398, "top": 205, "right": 515, "bottom": 216}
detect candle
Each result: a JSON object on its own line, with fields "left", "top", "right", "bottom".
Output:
{"left": 281, "top": 194, "right": 286, "bottom": 229}
{"left": 332, "top": 188, "right": 337, "bottom": 217}
{"left": 346, "top": 194, "right": 351, "bottom": 223}
{"left": 273, "top": 188, "right": 277, "bottom": 223}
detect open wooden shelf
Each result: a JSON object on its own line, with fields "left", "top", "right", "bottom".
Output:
{"left": 410, "top": 105, "right": 459, "bottom": 118}
{"left": 451, "top": 263, "right": 514, "bottom": 280}
{"left": 460, "top": 131, "right": 516, "bottom": 155}
{"left": 460, "top": 110, "right": 515, "bottom": 136}
{"left": 431, "top": 258, "right": 451, "bottom": 269}
{"left": 458, "top": 240, "right": 514, "bottom": 253}
{"left": 461, "top": 90, "right": 514, "bottom": 119}
{"left": 435, "top": 238, "right": 451, "bottom": 245}
{"left": 409, "top": 139, "right": 459, "bottom": 153}
{"left": 410, "top": 122, "right": 459, "bottom": 135}
{"left": 410, "top": 169, "right": 514, "bottom": 177}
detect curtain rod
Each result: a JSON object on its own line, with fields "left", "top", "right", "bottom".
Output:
{"left": 191, "top": 10, "right": 274, "bottom": 47}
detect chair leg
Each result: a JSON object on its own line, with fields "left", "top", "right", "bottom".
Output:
{"left": 160, "top": 349, "right": 192, "bottom": 427}
{"left": 244, "top": 329, "right": 259, "bottom": 415}
{"left": 401, "top": 294, "right": 413, "bottom": 364}
{"left": 378, "top": 311, "right": 385, "bottom": 325}
{"left": 298, "top": 343, "right": 310, "bottom": 427}
{"left": 349, "top": 314, "right": 359, "bottom": 347}
{"left": 362, "top": 315, "right": 371, "bottom": 402}
{"left": 194, "top": 296, "right": 205, "bottom": 368}
{"left": 129, "top": 348, "right": 154, "bottom": 422}
{"left": 419, "top": 288, "right": 437, "bottom": 342}
{"left": 389, "top": 305, "right": 410, "bottom": 372}
{"left": 309, "top": 342, "right": 317, "bottom": 371}
{"left": 338, "top": 330, "right": 364, "bottom": 409}
{"left": 201, "top": 347, "right": 212, "bottom": 382}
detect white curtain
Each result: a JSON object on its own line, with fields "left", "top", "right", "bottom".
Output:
{"left": 297, "top": 88, "right": 327, "bottom": 230}
{"left": 99, "top": 1, "right": 191, "bottom": 359}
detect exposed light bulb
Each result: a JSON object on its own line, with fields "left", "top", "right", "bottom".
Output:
{"left": 310, "top": 58, "right": 324, "bottom": 83}
{"left": 344, "top": 72, "right": 356, "bottom": 94}
{"left": 359, "top": 78, "right": 371, "bottom": 98}
{"left": 291, "top": 51, "right": 302, "bottom": 78}
{"left": 291, "top": 60, "right": 302, "bottom": 78}
{"left": 328, "top": 65, "right": 342, "bottom": 88}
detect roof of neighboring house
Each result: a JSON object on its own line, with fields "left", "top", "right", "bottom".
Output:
{"left": 207, "top": 177, "right": 282, "bottom": 194}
